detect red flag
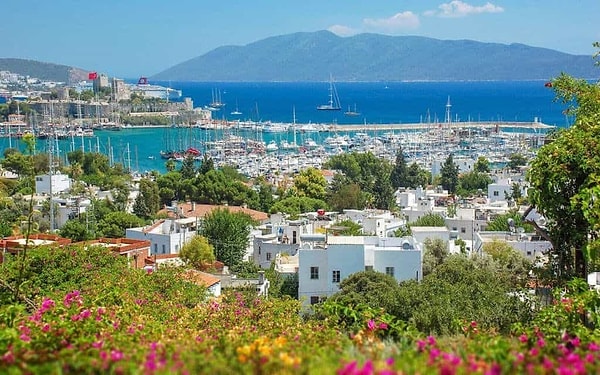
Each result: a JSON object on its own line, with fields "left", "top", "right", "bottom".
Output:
{"left": 88, "top": 72, "right": 98, "bottom": 80}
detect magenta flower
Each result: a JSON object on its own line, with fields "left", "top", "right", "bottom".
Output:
{"left": 537, "top": 338, "right": 546, "bottom": 348}
{"left": 589, "top": 342, "right": 600, "bottom": 352}
{"left": 80, "top": 309, "right": 91, "bottom": 319}
{"left": 367, "top": 319, "right": 376, "bottom": 331}
{"left": 378, "top": 322, "right": 388, "bottom": 330}
{"left": 427, "top": 335, "right": 437, "bottom": 346}
{"left": 42, "top": 323, "right": 51, "bottom": 332}
{"left": 519, "top": 334, "right": 528, "bottom": 343}
{"left": 110, "top": 350, "right": 124, "bottom": 362}
{"left": 92, "top": 341, "right": 104, "bottom": 349}
{"left": 19, "top": 333, "right": 31, "bottom": 342}
{"left": 40, "top": 297, "right": 55, "bottom": 312}
{"left": 337, "top": 360, "right": 357, "bottom": 375}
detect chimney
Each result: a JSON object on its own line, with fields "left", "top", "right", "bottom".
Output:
{"left": 192, "top": 201, "right": 196, "bottom": 211}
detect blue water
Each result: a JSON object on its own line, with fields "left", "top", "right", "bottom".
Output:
{"left": 172, "top": 80, "right": 567, "bottom": 126}
{"left": 3, "top": 81, "right": 570, "bottom": 173}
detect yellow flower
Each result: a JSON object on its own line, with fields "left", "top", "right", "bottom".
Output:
{"left": 279, "top": 352, "right": 302, "bottom": 367}
{"left": 273, "top": 336, "right": 287, "bottom": 348}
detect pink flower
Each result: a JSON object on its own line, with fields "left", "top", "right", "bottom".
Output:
{"left": 92, "top": 341, "right": 104, "bottom": 349}
{"left": 367, "top": 319, "right": 376, "bottom": 331}
{"left": 589, "top": 342, "right": 600, "bottom": 352}
{"left": 19, "top": 334, "right": 31, "bottom": 342}
{"left": 337, "top": 360, "right": 357, "bottom": 375}
{"left": 378, "top": 322, "right": 388, "bottom": 330}
{"left": 41, "top": 298, "right": 55, "bottom": 313}
{"left": 110, "top": 350, "right": 124, "bottom": 362}
{"left": 416, "top": 339, "right": 427, "bottom": 352}
{"left": 71, "top": 314, "right": 81, "bottom": 322}
{"left": 42, "top": 323, "right": 51, "bottom": 332}
{"left": 537, "top": 338, "right": 546, "bottom": 348}
{"left": 519, "top": 334, "right": 528, "bottom": 343}
{"left": 529, "top": 347, "right": 539, "bottom": 357}
{"left": 2, "top": 350, "right": 15, "bottom": 364}
{"left": 427, "top": 335, "right": 437, "bottom": 346}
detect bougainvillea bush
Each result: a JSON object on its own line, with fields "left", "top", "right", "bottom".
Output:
{"left": 2, "top": 246, "right": 600, "bottom": 374}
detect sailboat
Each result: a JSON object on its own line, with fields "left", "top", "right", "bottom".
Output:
{"left": 344, "top": 104, "right": 360, "bottom": 116}
{"left": 209, "top": 88, "right": 226, "bottom": 109}
{"left": 230, "top": 100, "right": 242, "bottom": 115}
{"left": 317, "top": 75, "right": 341, "bottom": 111}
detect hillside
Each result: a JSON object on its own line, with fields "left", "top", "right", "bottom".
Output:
{"left": 0, "top": 58, "right": 88, "bottom": 84}
{"left": 152, "top": 30, "right": 599, "bottom": 82}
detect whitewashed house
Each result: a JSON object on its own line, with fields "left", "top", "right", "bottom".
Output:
{"left": 35, "top": 172, "right": 71, "bottom": 195}
{"left": 298, "top": 235, "right": 422, "bottom": 306}
{"left": 126, "top": 218, "right": 198, "bottom": 255}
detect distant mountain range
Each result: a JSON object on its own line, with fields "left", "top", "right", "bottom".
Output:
{"left": 152, "top": 30, "right": 599, "bottom": 82}
{"left": 0, "top": 58, "right": 88, "bottom": 84}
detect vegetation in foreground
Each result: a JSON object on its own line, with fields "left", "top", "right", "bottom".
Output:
{"left": 1, "top": 245, "right": 600, "bottom": 374}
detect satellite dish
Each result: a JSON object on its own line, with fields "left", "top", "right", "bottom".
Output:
{"left": 517, "top": 227, "right": 525, "bottom": 234}
{"left": 536, "top": 217, "right": 547, "bottom": 226}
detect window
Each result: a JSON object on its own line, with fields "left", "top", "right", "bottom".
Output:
{"left": 153, "top": 244, "right": 158, "bottom": 254}
{"left": 292, "top": 231, "right": 297, "bottom": 244}
{"left": 461, "top": 227, "right": 466, "bottom": 234}
{"left": 266, "top": 252, "right": 272, "bottom": 261}
{"left": 365, "top": 265, "right": 373, "bottom": 272}
{"left": 310, "top": 296, "right": 320, "bottom": 305}
{"left": 36, "top": 177, "right": 43, "bottom": 181}
{"left": 332, "top": 270, "right": 340, "bottom": 283}
{"left": 162, "top": 244, "right": 166, "bottom": 254}
{"left": 493, "top": 191, "right": 499, "bottom": 196}
{"left": 385, "top": 267, "right": 395, "bottom": 277}
{"left": 310, "top": 266, "right": 319, "bottom": 280}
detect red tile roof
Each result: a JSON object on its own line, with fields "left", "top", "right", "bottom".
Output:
{"left": 160, "top": 203, "right": 269, "bottom": 222}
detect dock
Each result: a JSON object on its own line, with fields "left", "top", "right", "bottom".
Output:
{"left": 326, "top": 121, "right": 555, "bottom": 133}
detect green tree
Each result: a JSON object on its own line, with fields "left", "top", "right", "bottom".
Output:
{"left": 440, "top": 154, "right": 459, "bottom": 194}
{"left": 328, "top": 270, "right": 402, "bottom": 317}
{"left": 334, "top": 219, "right": 363, "bottom": 236}
{"left": 457, "top": 171, "right": 492, "bottom": 196}
{"left": 527, "top": 73, "right": 600, "bottom": 279}
{"left": 395, "top": 254, "right": 534, "bottom": 335}
{"left": 485, "top": 211, "right": 534, "bottom": 232}
{"left": 405, "top": 162, "right": 431, "bottom": 188}
{"left": 483, "top": 239, "right": 532, "bottom": 287}
{"left": 180, "top": 154, "right": 197, "bottom": 180}
{"left": 291, "top": 167, "right": 327, "bottom": 201}
{"left": 390, "top": 148, "right": 408, "bottom": 189}
{"left": 200, "top": 208, "right": 256, "bottom": 268}
{"left": 422, "top": 238, "right": 449, "bottom": 276}
{"left": 97, "top": 211, "right": 145, "bottom": 238}
{"left": 59, "top": 219, "right": 93, "bottom": 242}
{"left": 507, "top": 153, "right": 528, "bottom": 171}
{"left": 411, "top": 213, "right": 446, "bottom": 227}
{"left": 133, "top": 178, "right": 161, "bottom": 219}
{"left": 328, "top": 181, "right": 366, "bottom": 212}
{"left": 474, "top": 156, "right": 490, "bottom": 173}
{"left": 180, "top": 235, "right": 216, "bottom": 269}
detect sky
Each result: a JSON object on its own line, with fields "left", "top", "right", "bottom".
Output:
{"left": 2, "top": 0, "right": 599, "bottom": 78}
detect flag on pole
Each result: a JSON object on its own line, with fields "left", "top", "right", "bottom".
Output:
{"left": 88, "top": 72, "right": 98, "bottom": 80}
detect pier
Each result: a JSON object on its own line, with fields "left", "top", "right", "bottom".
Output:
{"left": 326, "top": 121, "right": 555, "bottom": 133}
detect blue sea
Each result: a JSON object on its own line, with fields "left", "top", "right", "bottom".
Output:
{"left": 3, "top": 81, "right": 570, "bottom": 173}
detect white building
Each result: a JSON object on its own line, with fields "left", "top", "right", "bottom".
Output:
{"left": 126, "top": 218, "right": 198, "bottom": 255}
{"left": 474, "top": 231, "right": 552, "bottom": 260}
{"left": 431, "top": 157, "right": 475, "bottom": 177}
{"left": 298, "top": 235, "right": 422, "bottom": 305}
{"left": 35, "top": 173, "right": 71, "bottom": 195}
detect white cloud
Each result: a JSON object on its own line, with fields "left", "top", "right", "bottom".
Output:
{"left": 328, "top": 24, "right": 358, "bottom": 37}
{"left": 362, "top": 11, "right": 420, "bottom": 32}
{"left": 426, "top": 1, "right": 504, "bottom": 18}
